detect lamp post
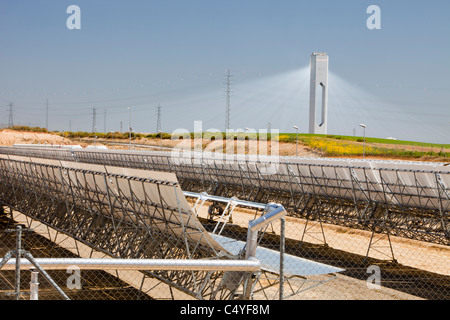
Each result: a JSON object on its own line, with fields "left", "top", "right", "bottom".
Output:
{"left": 109, "top": 131, "right": 114, "bottom": 147}
{"left": 198, "top": 129, "right": 203, "bottom": 162}
{"left": 360, "top": 124, "right": 366, "bottom": 159}
{"left": 293, "top": 126, "right": 299, "bottom": 157}
{"left": 128, "top": 107, "right": 132, "bottom": 150}
{"left": 129, "top": 128, "right": 134, "bottom": 150}
{"left": 245, "top": 127, "right": 250, "bottom": 157}
{"left": 158, "top": 130, "right": 163, "bottom": 150}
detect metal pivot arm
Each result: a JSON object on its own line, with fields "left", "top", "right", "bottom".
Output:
{"left": 243, "top": 203, "right": 287, "bottom": 299}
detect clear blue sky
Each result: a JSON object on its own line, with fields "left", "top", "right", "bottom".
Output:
{"left": 1, "top": 0, "right": 449, "bottom": 143}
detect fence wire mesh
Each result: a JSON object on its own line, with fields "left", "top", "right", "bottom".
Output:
{"left": 0, "top": 225, "right": 152, "bottom": 300}
{"left": 0, "top": 201, "right": 449, "bottom": 300}
{"left": 0, "top": 147, "right": 448, "bottom": 300}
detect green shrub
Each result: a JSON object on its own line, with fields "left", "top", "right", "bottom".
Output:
{"left": 10, "top": 126, "right": 49, "bottom": 133}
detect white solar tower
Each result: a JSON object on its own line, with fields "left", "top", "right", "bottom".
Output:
{"left": 309, "top": 52, "right": 329, "bottom": 134}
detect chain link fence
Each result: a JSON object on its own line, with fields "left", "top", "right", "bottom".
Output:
{"left": 0, "top": 220, "right": 153, "bottom": 300}
{"left": 0, "top": 148, "right": 448, "bottom": 300}
{"left": 1, "top": 199, "right": 449, "bottom": 300}
{"left": 193, "top": 198, "right": 449, "bottom": 300}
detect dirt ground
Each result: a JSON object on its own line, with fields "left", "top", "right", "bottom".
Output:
{"left": 0, "top": 129, "right": 70, "bottom": 146}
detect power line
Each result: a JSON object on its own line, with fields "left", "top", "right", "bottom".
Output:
{"left": 225, "top": 69, "right": 232, "bottom": 131}
{"left": 92, "top": 107, "right": 97, "bottom": 133}
{"left": 8, "top": 102, "right": 14, "bottom": 128}
{"left": 156, "top": 104, "right": 162, "bottom": 133}
{"left": 46, "top": 99, "right": 49, "bottom": 130}
{"left": 104, "top": 108, "right": 107, "bottom": 133}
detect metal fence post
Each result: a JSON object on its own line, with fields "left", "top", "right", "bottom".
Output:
{"left": 279, "top": 218, "right": 285, "bottom": 300}
{"left": 14, "top": 226, "right": 22, "bottom": 300}
{"left": 30, "top": 268, "right": 39, "bottom": 300}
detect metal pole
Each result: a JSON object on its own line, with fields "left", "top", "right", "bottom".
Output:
{"left": 244, "top": 204, "right": 288, "bottom": 300}
{"left": 279, "top": 218, "right": 285, "bottom": 300}
{"left": 243, "top": 227, "right": 258, "bottom": 300}
{"left": 245, "top": 128, "right": 249, "bottom": 159}
{"left": 30, "top": 268, "right": 39, "bottom": 300}
{"left": 128, "top": 107, "right": 131, "bottom": 150}
{"left": 293, "top": 126, "right": 299, "bottom": 157}
{"left": 3, "top": 258, "right": 261, "bottom": 272}
{"left": 360, "top": 124, "right": 366, "bottom": 159}
{"left": 15, "top": 225, "right": 22, "bottom": 300}
{"left": 363, "top": 127, "right": 366, "bottom": 159}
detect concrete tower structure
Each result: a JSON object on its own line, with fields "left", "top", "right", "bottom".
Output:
{"left": 309, "top": 52, "right": 329, "bottom": 134}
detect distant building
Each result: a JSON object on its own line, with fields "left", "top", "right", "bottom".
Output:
{"left": 309, "top": 52, "right": 329, "bottom": 134}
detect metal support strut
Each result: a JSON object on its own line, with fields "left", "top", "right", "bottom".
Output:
{"left": 0, "top": 226, "right": 70, "bottom": 300}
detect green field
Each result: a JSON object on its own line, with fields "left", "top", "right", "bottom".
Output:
{"left": 277, "top": 133, "right": 449, "bottom": 159}
{"left": 279, "top": 133, "right": 450, "bottom": 148}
